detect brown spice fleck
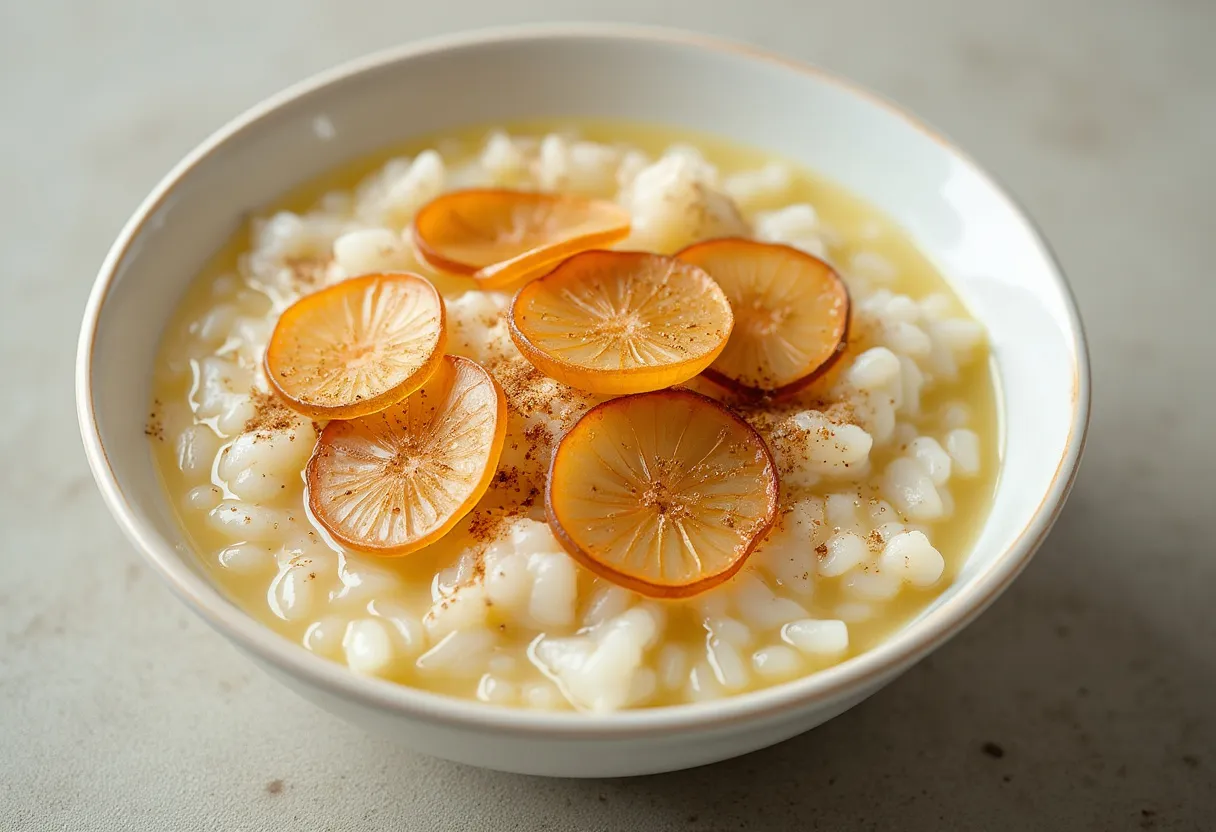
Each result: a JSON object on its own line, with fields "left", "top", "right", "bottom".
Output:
{"left": 467, "top": 510, "right": 504, "bottom": 544}
{"left": 144, "top": 418, "right": 165, "bottom": 441}
{"left": 144, "top": 403, "right": 166, "bottom": 441}
{"left": 245, "top": 389, "right": 301, "bottom": 438}
{"left": 283, "top": 256, "right": 331, "bottom": 290}
{"left": 467, "top": 487, "right": 541, "bottom": 545}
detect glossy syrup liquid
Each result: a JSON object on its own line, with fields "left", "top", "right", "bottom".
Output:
{"left": 151, "top": 120, "right": 1000, "bottom": 705}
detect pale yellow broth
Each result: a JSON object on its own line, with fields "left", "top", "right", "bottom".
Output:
{"left": 150, "top": 120, "right": 999, "bottom": 705}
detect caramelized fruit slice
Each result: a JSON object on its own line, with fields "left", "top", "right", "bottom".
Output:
{"left": 509, "top": 251, "right": 734, "bottom": 395}
{"left": 412, "top": 189, "right": 632, "bottom": 289}
{"left": 546, "top": 389, "right": 779, "bottom": 598}
{"left": 677, "top": 239, "right": 850, "bottom": 398}
{"left": 306, "top": 355, "right": 506, "bottom": 556}
{"left": 265, "top": 273, "right": 446, "bottom": 419}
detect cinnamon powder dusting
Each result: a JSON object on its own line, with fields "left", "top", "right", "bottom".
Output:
{"left": 467, "top": 486, "right": 541, "bottom": 545}
{"left": 144, "top": 399, "right": 165, "bottom": 441}
{"left": 245, "top": 389, "right": 302, "bottom": 439}
{"left": 283, "top": 256, "right": 332, "bottom": 291}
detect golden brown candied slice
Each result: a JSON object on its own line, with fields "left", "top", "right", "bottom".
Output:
{"left": 509, "top": 250, "right": 734, "bottom": 395}
{"left": 264, "top": 273, "right": 446, "bottom": 420}
{"left": 676, "top": 239, "right": 850, "bottom": 399}
{"left": 411, "top": 188, "right": 631, "bottom": 289}
{"left": 546, "top": 389, "right": 779, "bottom": 598}
{"left": 306, "top": 355, "right": 506, "bottom": 556}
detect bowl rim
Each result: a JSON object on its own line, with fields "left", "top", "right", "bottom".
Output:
{"left": 76, "top": 22, "right": 1091, "bottom": 739}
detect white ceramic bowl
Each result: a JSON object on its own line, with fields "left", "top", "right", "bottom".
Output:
{"left": 76, "top": 23, "right": 1089, "bottom": 778}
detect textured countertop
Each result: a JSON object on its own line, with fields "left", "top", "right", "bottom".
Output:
{"left": 3, "top": 1, "right": 1214, "bottom": 829}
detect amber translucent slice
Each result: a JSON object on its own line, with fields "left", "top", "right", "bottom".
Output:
{"left": 677, "top": 239, "right": 850, "bottom": 399}
{"left": 411, "top": 189, "right": 632, "bottom": 289}
{"left": 509, "top": 251, "right": 734, "bottom": 395}
{"left": 306, "top": 355, "right": 507, "bottom": 556}
{"left": 546, "top": 389, "right": 779, "bottom": 598}
{"left": 265, "top": 273, "right": 446, "bottom": 420}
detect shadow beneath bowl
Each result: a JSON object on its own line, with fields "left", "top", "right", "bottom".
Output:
{"left": 497, "top": 473, "right": 1215, "bottom": 829}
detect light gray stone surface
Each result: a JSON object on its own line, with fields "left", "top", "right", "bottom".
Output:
{"left": 2, "top": 1, "right": 1213, "bottom": 829}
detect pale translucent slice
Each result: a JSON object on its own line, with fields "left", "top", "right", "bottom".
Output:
{"left": 509, "top": 251, "right": 734, "bottom": 395}
{"left": 677, "top": 239, "right": 850, "bottom": 398}
{"left": 546, "top": 389, "right": 779, "bottom": 598}
{"left": 307, "top": 355, "right": 507, "bottom": 556}
{"left": 265, "top": 273, "right": 446, "bottom": 419}
{"left": 411, "top": 188, "right": 632, "bottom": 289}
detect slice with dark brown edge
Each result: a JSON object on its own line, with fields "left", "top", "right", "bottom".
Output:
{"left": 676, "top": 239, "right": 850, "bottom": 399}
{"left": 306, "top": 355, "right": 506, "bottom": 556}
{"left": 509, "top": 251, "right": 734, "bottom": 395}
{"left": 411, "top": 189, "right": 631, "bottom": 289}
{"left": 546, "top": 389, "right": 779, "bottom": 599}
{"left": 265, "top": 273, "right": 446, "bottom": 420}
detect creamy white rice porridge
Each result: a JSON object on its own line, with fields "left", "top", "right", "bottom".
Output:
{"left": 148, "top": 122, "right": 997, "bottom": 712}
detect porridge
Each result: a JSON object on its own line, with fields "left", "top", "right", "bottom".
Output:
{"left": 149, "top": 122, "right": 998, "bottom": 712}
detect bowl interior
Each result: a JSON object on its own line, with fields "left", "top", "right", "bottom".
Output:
{"left": 81, "top": 27, "right": 1083, "bottom": 715}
